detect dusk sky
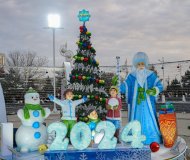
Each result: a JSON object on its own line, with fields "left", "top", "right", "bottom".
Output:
{"left": 0, "top": 0, "right": 190, "bottom": 67}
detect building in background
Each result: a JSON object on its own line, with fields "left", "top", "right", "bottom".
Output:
{"left": 0, "top": 54, "right": 5, "bottom": 79}
{"left": 0, "top": 53, "right": 5, "bottom": 66}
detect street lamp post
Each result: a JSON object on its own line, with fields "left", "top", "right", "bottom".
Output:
{"left": 177, "top": 64, "right": 186, "bottom": 101}
{"left": 158, "top": 57, "right": 165, "bottom": 103}
{"left": 116, "top": 56, "right": 121, "bottom": 98}
{"left": 47, "top": 14, "right": 63, "bottom": 113}
{"left": 159, "top": 57, "right": 165, "bottom": 89}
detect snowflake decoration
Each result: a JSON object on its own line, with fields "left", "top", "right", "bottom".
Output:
{"left": 96, "top": 152, "right": 106, "bottom": 160}
{"left": 56, "top": 152, "right": 66, "bottom": 160}
{"left": 113, "top": 151, "right": 131, "bottom": 160}
{"left": 79, "top": 153, "right": 88, "bottom": 160}
{"left": 78, "top": 9, "right": 91, "bottom": 22}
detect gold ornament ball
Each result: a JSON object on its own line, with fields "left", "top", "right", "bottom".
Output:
{"left": 38, "top": 144, "right": 48, "bottom": 154}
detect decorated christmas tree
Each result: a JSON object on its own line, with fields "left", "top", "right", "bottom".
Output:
{"left": 67, "top": 10, "right": 108, "bottom": 121}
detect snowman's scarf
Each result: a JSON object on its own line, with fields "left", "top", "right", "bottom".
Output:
{"left": 23, "top": 104, "right": 46, "bottom": 119}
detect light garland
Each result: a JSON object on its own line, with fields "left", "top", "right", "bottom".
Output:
{"left": 73, "top": 64, "right": 100, "bottom": 75}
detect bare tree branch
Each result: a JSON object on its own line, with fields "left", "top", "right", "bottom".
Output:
{"left": 6, "top": 50, "right": 49, "bottom": 86}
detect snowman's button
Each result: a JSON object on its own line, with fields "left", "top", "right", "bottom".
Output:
{"left": 34, "top": 132, "right": 41, "bottom": 139}
{"left": 33, "top": 110, "right": 39, "bottom": 117}
{"left": 32, "top": 122, "right": 40, "bottom": 129}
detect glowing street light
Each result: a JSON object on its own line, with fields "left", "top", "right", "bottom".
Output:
{"left": 48, "top": 14, "right": 60, "bottom": 28}
{"left": 47, "top": 13, "right": 63, "bottom": 113}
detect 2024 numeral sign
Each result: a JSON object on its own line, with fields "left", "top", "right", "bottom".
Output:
{"left": 48, "top": 120, "right": 146, "bottom": 150}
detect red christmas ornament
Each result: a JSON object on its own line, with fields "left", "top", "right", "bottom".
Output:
{"left": 87, "top": 45, "right": 91, "bottom": 49}
{"left": 79, "top": 26, "right": 83, "bottom": 30}
{"left": 80, "top": 29, "right": 83, "bottom": 33}
{"left": 96, "top": 79, "right": 99, "bottom": 83}
{"left": 78, "top": 76, "right": 82, "bottom": 80}
{"left": 95, "top": 95, "right": 99, "bottom": 100}
{"left": 72, "top": 76, "right": 76, "bottom": 79}
{"left": 83, "top": 57, "right": 89, "bottom": 62}
{"left": 150, "top": 142, "right": 160, "bottom": 152}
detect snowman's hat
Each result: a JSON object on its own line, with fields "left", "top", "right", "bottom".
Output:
{"left": 26, "top": 87, "right": 37, "bottom": 93}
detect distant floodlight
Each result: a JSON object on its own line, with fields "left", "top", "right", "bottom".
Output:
{"left": 46, "top": 13, "right": 62, "bottom": 113}
{"left": 48, "top": 14, "right": 60, "bottom": 28}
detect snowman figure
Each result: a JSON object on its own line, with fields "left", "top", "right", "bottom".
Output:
{"left": 16, "top": 87, "right": 51, "bottom": 153}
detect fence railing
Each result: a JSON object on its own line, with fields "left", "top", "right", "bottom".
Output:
{"left": 0, "top": 60, "right": 190, "bottom": 115}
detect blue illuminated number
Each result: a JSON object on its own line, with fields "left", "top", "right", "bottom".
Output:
{"left": 48, "top": 122, "right": 69, "bottom": 150}
{"left": 121, "top": 121, "right": 146, "bottom": 148}
{"left": 95, "top": 121, "right": 117, "bottom": 149}
{"left": 70, "top": 122, "right": 91, "bottom": 150}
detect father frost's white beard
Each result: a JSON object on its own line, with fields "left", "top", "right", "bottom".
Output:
{"left": 136, "top": 68, "right": 147, "bottom": 87}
